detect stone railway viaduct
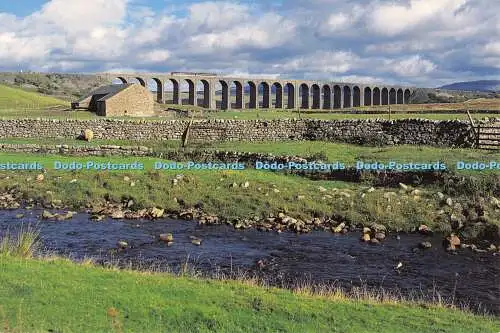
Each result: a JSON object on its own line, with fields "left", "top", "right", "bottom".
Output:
{"left": 101, "top": 72, "right": 415, "bottom": 110}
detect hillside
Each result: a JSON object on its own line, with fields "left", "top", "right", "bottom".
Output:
{"left": 0, "top": 84, "right": 69, "bottom": 109}
{"left": 439, "top": 80, "right": 500, "bottom": 92}
{"left": 0, "top": 72, "right": 108, "bottom": 101}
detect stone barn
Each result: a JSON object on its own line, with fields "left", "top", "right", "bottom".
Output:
{"left": 72, "top": 84, "right": 154, "bottom": 117}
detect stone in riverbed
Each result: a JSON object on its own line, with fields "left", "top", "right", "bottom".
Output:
{"left": 361, "top": 233, "right": 371, "bottom": 242}
{"left": 362, "top": 227, "right": 371, "bottom": 234}
{"left": 110, "top": 210, "right": 125, "bottom": 219}
{"left": 332, "top": 223, "right": 346, "bottom": 233}
{"left": 370, "top": 223, "right": 386, "bottom": 232}
{"left": 15, "top": 213, "right": 24, "bottom": 219}
{"left": 149, "top": 207, "right": 164, "bottom": 218}
{"left": 91, "top": 214, "right": 106, "bottom": 221}
{"left": 117, "top": 241, "right": 128, "bottom": 249}
{"left": 419, "top": 241, "right": 432, "bottom": 249}
{"left": 445, "top": 234, "right": 460, "bottom": 250}
{"left": 55, "top": 211, "right": 76, "bottom": 221}
{"left": 159, "top": 233, "right": 173, "bottom": 242}
{"left": 418, "top": 224, "right": 432, "bottom": 235}
{"left": 374, "top": 232, "right": 386, "bottom": 241}
{"left": 370, "top": 238, "right": 380, "bottom": 245}
{"left": 191, "top": 238, "right": 202, "bottom": 246}
{"left": 42, "top": 210, "right": 55, "bottom": 219}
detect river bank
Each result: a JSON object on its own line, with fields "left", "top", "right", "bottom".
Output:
{"left": 2, "top": 254, "right": 498, "bottom": 333}
{"left": 1, "top": 209, "right": 499, "bottom": 315}
{"left": 0, "top": 152, "right": 498, "bottom": 247}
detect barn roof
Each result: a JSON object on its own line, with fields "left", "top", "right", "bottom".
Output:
{"left": 76, "top": 84, "right": 133, "bottom": 103}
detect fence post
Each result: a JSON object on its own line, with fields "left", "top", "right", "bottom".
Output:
{"left": 466, "top": 109, "right": 479, "bottom": 148}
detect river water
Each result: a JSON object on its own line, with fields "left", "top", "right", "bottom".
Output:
{"left": 0, "top": 209, "right": 498, "bottom": 314}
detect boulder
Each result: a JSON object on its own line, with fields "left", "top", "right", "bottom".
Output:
{"left": 55, "top": 211, "right": 76, "bottom": 221}
{"left": 117, "top": 241, "right": 128, "bottom": 249}
{"left": 110, "top": 210, "right": 125, "bottom": 219}
{"left": 370, "top": 223, "right": 387, "bottom": 232}
{"left": 374, "top": 232, "right": 386, "bottom": 241}
{"left": 445, "top": 234, "right": 461, "bottom": 250}
{"left": 149, "top": 207, "right": 164, "bottom": 219}
{"left": 159, "top": 233, "right": 173, "bottom": 242}
{"left": 418, "top": 224, "right": 432, "bottom": 235}
{"left": 42, "top": 210, "right": 55, "bottom": 219}
{"left": 82, "top": 129, "right": 94, "bottom": 141}
{"left": 332, "top": 223, "right": 346, "bottom": 233}
{"left": 419, "top": 241, "right": 432, "bottom": 249}
{"left": 361, "top": 233, "right": 371, "bottom": 242}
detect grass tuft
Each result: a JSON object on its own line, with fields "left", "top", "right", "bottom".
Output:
{"left": 0, "top": 225, "right": 40, "bottom": 258}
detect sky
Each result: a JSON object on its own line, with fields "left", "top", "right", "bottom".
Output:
{"left": 0, "top": 0, "right": 499, "bottom": 87}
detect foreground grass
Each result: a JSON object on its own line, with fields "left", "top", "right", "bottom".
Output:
{"left": 0, "top": 256, "right": 497, "bottom": 333}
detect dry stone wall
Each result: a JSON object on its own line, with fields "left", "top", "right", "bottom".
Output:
{"left": 0, "top": 118, "right": 480, "bottom": 147}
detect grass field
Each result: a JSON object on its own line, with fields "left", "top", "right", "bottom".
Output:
{"left": 0, "top": 84, "right": 69, "bottom": 110}
{"left": 1, "top": 256, "right": 498, "bottom": 333}
{"left": 1, "top": 138, "right": 498, "bottom": 173}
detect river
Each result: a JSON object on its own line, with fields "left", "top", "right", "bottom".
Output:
{"left": 0, "top": 208, "right": 498, "bottom": 314}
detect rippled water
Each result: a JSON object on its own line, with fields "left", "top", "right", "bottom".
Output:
{"left": 1, "top": 208, "right": 498, "bottom": 314}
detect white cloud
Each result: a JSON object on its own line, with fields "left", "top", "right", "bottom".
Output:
{"left": 0, "top": 0, "right": 497, "bottom": 87}
{"left": 273, "top": 51, "right": 359, "bottom": 74}
{"left": 36, "top": 0, "right": 128, "bottom": 34}
{"left": 387, "top": 55, "right": 437, "bottom": 77}
{"left": 368, "top": 0, "right": 467, "bottom": 36}
{"left": 187, "top": 2, "right": 251, "bottom": 30}
{"left": 142, "top": 50, "right": 171, "bottom": 63}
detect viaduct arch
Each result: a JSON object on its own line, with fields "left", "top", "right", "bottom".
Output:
{"left": 104, "top": 72, "right": 415, "bottom": 110}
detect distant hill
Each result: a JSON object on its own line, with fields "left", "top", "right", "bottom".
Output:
{"left": 0, "top": 84, "right": 69, "bottom": 109}
{"left": 439, "top": 80, "right": 500, "bottom": 92}
{"left": 0, "top": 73, "right": 108, "bottom": 101}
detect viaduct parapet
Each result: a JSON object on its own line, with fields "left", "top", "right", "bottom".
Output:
{"left": 98, "top": 72, "right": 415, "bottom": 110}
